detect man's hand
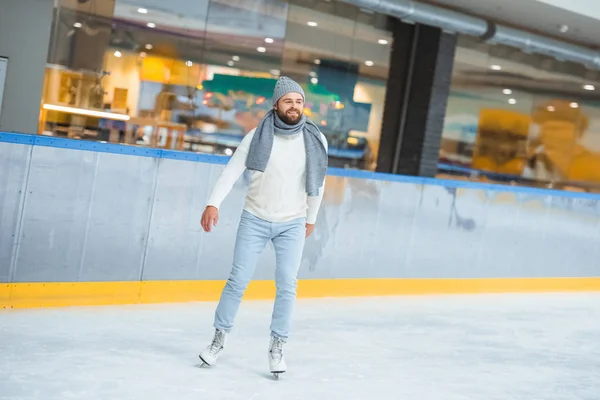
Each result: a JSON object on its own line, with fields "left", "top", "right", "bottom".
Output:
{"left": 305, "top": 223, "right": 315, "bottom": 238}
{"left": 201, "top": 206, "right": 219, "bottom": 232}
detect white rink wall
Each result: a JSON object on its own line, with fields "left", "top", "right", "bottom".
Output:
{"left": 1, "top": 132, "right": 599, "bottom": 287}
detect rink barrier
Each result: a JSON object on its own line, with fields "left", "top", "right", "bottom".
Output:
{"left": 5, "top": 131, "right": 600, "bottom": 198}
{"left": 1, "top": 132, "right": 600, "bottom": 309}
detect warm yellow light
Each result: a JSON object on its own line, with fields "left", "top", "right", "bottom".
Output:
{"left": 347, "top": 137, "right": 359, "bottom": 145}
{"left": 42, "top": 104, "right": 130, "bottom": 121}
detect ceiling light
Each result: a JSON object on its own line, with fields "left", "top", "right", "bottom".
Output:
{"left": 232, "top": 55, "right": 240, "bottom": 61}
{"left": 114, "top": 51, "right": 122, "bottom": 58}
{"left": 311, "top": 77, "right": 318, "bottom": 84}
{"left": 227, "top": 61, "right": 234, "bottom": 67}
{"left": 307, "top": 21, "right": 318, "bottom": 27}
{"left": 378, "top": 39, "right": 388, "bottom": 45}
{"left": 491, "top": 64, "right": 502, "bottom": 71}
{"left": 502, "top": 89, "right": 512, "bottom": 95}
{"left": 257, "top": 46, "right": 266, "bottom": 53}
{"left": 74, "top": 22, "right": 82, "bottom": 28}
{"left": 570, "top": 102, "right": 579, "bottom": 108}
{"left": 583, "top": 84, "right": 595, "bottom": 91}
{"left": 145, "top": 44, "right": 153, "bottom": 50}
{"left": 559, "top": 24, "right": 569, "bottom": 33}
{"left": 186, "top": 61, "right": 193, "bottom": 67}
{"left": 137, "top": 8, "right": 148, "bottom": 14}
{"left": 314, "top": 59, "right": 321, "bottom": 65}
{"left": 140, "top": 52, "right": 147, "bottom": 57}
{"left": 547, "top": 105, "right": 555, "bottom": 112}
{"left": 508, "top": 98, "right": 516, "bottom": 105}
{"left": 264, "top": 38, "right": 274, "bottom": 43}
{"left": 309, "top": 71, "right": 317, "bottom": 77}
{"left": 147, "top": 22, "right": 156, "bottom": 28}
{"left": 365, "top": 60, "right": 374, "bottom": 66}
{"left": 270, "top": 69, "right": 280, "bottom": 76}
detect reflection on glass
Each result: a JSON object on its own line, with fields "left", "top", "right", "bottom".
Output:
{"left": 441, "top": 36, "right": 600, "bottom": 192}
{"left": 280, "top": 0, "right": 391, "bottom": 170}
{"left": 39, "top": 0, "right": 392, "bottom": 172}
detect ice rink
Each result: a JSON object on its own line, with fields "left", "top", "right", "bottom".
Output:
{"left": 1, "top": 293, "right": 599, "bottom": 400}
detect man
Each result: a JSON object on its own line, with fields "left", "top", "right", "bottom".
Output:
{"left": 198, "top": 76, "right": 328, "bottom": 376}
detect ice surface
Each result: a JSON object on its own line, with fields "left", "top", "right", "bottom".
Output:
{"left": 1, "top": 293, "right": 600, "bottom": 400}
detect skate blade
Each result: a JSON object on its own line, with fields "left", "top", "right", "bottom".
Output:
{"left": 198, "top": 355, "right": 213, "bottom": 368}
{"left": 271, "top": 371, "right": 285, "bottom": 380}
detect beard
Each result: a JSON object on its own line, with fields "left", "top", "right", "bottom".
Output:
{"left": 276, "top": 107, "right": 303, "bottom": 125}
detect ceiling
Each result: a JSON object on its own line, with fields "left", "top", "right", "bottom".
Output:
{"left": 52, "top": 0, "right": 600, "bottom": 104}
{"left": 534, "top": 0, "right": 600, "bottom": 21}
{"left": 54, "top": 0, "right": 393, "bottom": 81}
{"left": 422, "top": 0, "right": 600, "bottom": 49}
{"left": 61, "top": 0, "right": 600, "bottom": 49}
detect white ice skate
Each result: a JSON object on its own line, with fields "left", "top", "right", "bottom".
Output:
{"left": 199, "top": 329, "right": 227, "bottom": 367}
{"left": 268, "top": 336, "right": 287, "bottom": 380}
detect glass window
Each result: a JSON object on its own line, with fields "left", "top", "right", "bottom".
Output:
{"left": 441, "top": 35, "right": 600, "bottom": 192}
{"left": 40, "top": 0, "right": 392, "bottom": 171}
{"left": 282, "top": 0, "right": 391, "bottom": 170}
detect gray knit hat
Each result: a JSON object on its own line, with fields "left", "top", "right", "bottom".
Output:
{"left": 272, "top": 76, "right": 305, "bottom": 105}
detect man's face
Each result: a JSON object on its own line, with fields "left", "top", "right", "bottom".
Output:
{"left": 274, "top": 92, "right": 304, "bottom": 124}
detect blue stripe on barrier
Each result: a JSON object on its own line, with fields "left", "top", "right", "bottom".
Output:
{"left": 0, "top": 132, "right": 35, "bottom": 145}
{"left": 160, "top": 149, "right": 229, "bottom": 165}
{"left": 34, "top": 134, "right": 163, "bottom": 158}
{"left": 2, "top": 131, "right": 600, "bottom": 200}
{"left": 327, "top": 165, "right": 600, "bottom": 199}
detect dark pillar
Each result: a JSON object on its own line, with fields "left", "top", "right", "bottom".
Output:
{"left": 377, "top": 20, "right": 457, "bottom": 177}
{"left": 376, "top": 21, "right": 414, "bottom": 174}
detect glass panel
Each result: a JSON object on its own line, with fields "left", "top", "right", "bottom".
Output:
{"left": 192, "top": 0, "right": 289, "bottom": 154}
{"left": 282, "top": 0, "right": 391, "bottom": 170}
{"left": 441, "top": 35, "right": 600, "bottom": 192}
{"left": 40, "top": 0, "right": 391, "bottom": 172}
{"left": 41, "top": 0, "right": 210, "bottom": 145}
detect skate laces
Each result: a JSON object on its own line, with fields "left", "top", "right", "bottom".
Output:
{"left": 270, "top": 337, "right": 284, "bottom": 363}
{"left": 209, "top": 330, "right": 225, "bottom": 355}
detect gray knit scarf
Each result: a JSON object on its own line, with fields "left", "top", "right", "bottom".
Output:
{"left": 246, "top": 109, "right": 328, "bottom": 196}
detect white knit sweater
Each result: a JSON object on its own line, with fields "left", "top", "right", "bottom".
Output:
{"left": 207, "top": 128, "right": 328, "bottom": 224}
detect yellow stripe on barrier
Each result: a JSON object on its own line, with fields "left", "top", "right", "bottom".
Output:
{"left": 2, "top": 278, "right": 600, "bottom": 309}
{"left": 3, "top": 281, "right": 142, "bottom": 308}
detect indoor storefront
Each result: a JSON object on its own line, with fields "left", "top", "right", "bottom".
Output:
{"left": 39, "top": 0, "right": 391, "bottom": 171}
{"left": 441, "top": 35, "right": 600, "bottom": 193}
{"left": 37, "top": 0, "right": 600, "bottom": 192}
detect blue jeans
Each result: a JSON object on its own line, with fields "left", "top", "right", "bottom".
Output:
{"left": 214, "top": 211, "right": 306, "bottom": 339}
